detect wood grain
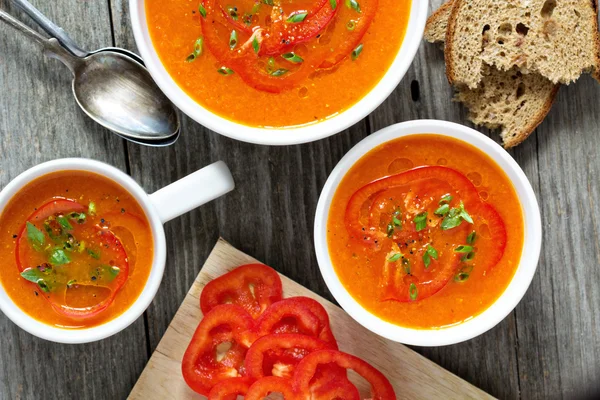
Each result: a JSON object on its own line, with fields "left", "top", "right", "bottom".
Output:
{"left": 130, "top": 238, "right": 494, "bottom": 400}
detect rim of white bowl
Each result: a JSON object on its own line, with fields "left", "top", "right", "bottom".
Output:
{"left": 0, "top": 159, "right": 166, "bottom": 344}
{"left": 314, "top": 120, "right": 542, "bottom": 346}
{"left": 129, "top": 0, "right": 429, "bottom": 145}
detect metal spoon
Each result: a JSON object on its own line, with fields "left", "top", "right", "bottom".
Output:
{"left": 11, "top": 0, "right": 145, "bottom": 64}
{"left": 0, "top": 10, "right": 180, "bottom": 146}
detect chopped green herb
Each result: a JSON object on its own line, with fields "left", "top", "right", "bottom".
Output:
{"left": 97, "top": 265, "right": 121, "bottom": 282}
{"left": 49, "top": 249, "right": 71, "bottom": 265}
{"left": 467, "top": 231, "right": 477, "bottom": 244}
{"left": 57, "top": 216, "right": 73, "bottom": 231}
{"left": 252, "top": 36, "right": 260, "bottom": 53}
{"left": 20, "top": 266, "right": 53, "bottom": 292}
{"left": 392, "top": 209, "right": 402, "bottom": 227}
{"left": 386, "top": 223, "right": 394, "bottom": 238}
{"left": 282, "top": 52, "right": 304, "bottom": 63}
{"left": 351, "top": 43, "right": 363, "bottom": 61}
{"left": 229, "top": 30, "right": 238, "bottom": 49}
{"left": 461, "top": 252, "right": 476, "bottom": 262}
{"left": 87, "top": 248, "right": 101, "bottom": 260}
{"left": 68, "top": 212, "right": 86, "bottom": 224}
{"left": 454, "top": 265, "right": 474, "bottom": 282}
{"left": 88, "top": 202, "right": 97, "bottom": 216}
{"left": 227, "top": 5, "right": 238, "bottom": 20}
{"left": 198, "top": 3, "right": 207, "bottom": 17}
{"left": 434, "top": 203, "right": 450, "bottom": 216}
{"left": 330, "top": 0, "right": 337, "bottom": 9}
{"left": 414, "top": 212, "right": 428, "bottom": 232}
{"left": 346, "top": 0, "right": 361, "bottom": 13}
{"left": 286, "top": 12, "right": 308, "bottom": 23}
{"left": 441, "top": 201, "right": 472, "bottom": 230}
{"left": 217, "top": 66, "right": 235, "bottom": 75}
{"left": 267, "top": 56, "right": 276, "bottom": 70}
{"left": 269, "top": 68, "right": 288, "bottom": 76}
{"left": 346, "top": 20, "right": 356, "bottom": 31}
{"left": 423, "top": 245, "right": 438, "bottom": 268}
{"left": 409, "top": 283, "right": 418, "bottom": 301}
{"left": 440, "top": 194, "right": 453, "bottom": 204}
{"left": 402, "top": 257, "right": 411, "bottom": 274}
{"left": 26, "top": 222, "right": 45, "bottom": 248}
{"left": 242, "top": 13, "right": 253, "bottom": 25}
{"left": 454, "top": 245, "right": 474, "bottom": 253}
{"left": 67, "top": 279, "right": 77, "bottom": 289}
{"left": 387, "top": 253, "right": 401, "bottom": 262}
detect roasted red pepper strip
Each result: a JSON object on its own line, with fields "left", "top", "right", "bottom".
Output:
{"left": 200, "top": 263, "right": 283, "bottom": 319}
{"left": 245, "top": 376, "right": 297, "bottom": 400}
{"left": 293, "top": 350, "right": 396, "bottom": 400}
{"left": 207, "top": 377, "right": 253, "bottom": 400}
{"left": 182, "top": 305, "right": 255, "bottom": 395}
{"left": 245, "top": 333, "right": 335, "bottom": 380}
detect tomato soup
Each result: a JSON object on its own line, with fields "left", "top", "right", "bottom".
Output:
{"left": 0, "top": 171, "right": 153, "bottom": 329}
{"left": 145, "top": 0, "right": 411, "bottom": 127}
{"left": 327, "top": 135, "right": 524, "bottom": 329}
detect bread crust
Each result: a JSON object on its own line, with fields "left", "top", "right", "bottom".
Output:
{"left": 424, "top": 0, "right": 454, "bottom": 43}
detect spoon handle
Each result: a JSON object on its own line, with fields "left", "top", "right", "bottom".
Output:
{"left": 11, "top": 0, "right": 88, "bottom": 58}
{"left": 0, "top": 10, "right": 82, "bottom": 73}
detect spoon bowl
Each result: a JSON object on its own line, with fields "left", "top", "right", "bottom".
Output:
{"left": 72, "top": 51, "right": 179, "bottom": 141}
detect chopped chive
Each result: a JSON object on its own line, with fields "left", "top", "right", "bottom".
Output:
{"left": 217, "top": 66, "right": 235, "bottom": 75}
{"left": 409, "top": 283, "right": 418, "bottom": 301}
{"left": 330, "top": 0, "right": 337, "bottom": 9}
{"left": 88, "top": 202, "right": 97, "bottom": 216}
{"left": 423, "top": 253, "right": 431, "bottom": 268}
{"left": 414, "top": 212, "right": 428, "bottom": 232}
{"left": 351, "top": 43, "right": 363, "bottom": 61}
{"left": 441, "top": 201, "right": 473, "bottom": 230}
{"left": 268, "top": 57, "right": 276, "bottom": 70}
{"left": 346, "top": 20, "right": 356, "bottom": 31}
{"left": 467, "top": 231, "right": 477, "bottom": 244}
{"left": 269, "top": 68, "right": 288, "bottom": 76}
{"left": 461, "top": 252, "right": 476, "bottom": 262}
{"left": 434, "top": 203, "right": 450, "bottom": 216}
{"left": 87, "top": 248, "right": 101, "bottom": 260}
{"left": 346, "top": 0, "right": 361, "bottom": 13}
{"left": 286, "top": 12, "right": 308, "bottom": 23}
{"left": 282, "top": 52, "right": 304, "bottom": 63}
{"left": 455, "top": 272, "right": 470, "bottom": 282}
{"left": 26, "top": 222, "right": 45, "bottom": 248}
{"left": 227, "top": 5, "right": 238, "bottom": 20}
{"left": 387, "top": 253, "right": 401, "bottom": 262}
{"left": 440, "top": 194, "right": 453, "bottom": 204}
{"left": 57, "top": 216, "right": 72, "bottom": 231}
{"left": 229, "top": 30, "right": 238, "bottom": 49}
{"left": 242, "top": 13, "right": 253, "bottom": 25}
{"left": 198, "top": 3, "right": 207, "bottom": 17}
{"left": 186, "top": 37, "right": 204, "bottom": 62}
{"left": 454, "top": 245, "right": 474, "bottom": 253}
{"left": 386, "top": 223, "right": 394, "bottom": 238}
{"left": 402, "top": 258, "right": 411, "bottom": 274}
{"left": 423, "top": 245, "right": 438, "bottom": 268}
{"left": 252, "top": 36, "right": 260, "bottom": 53}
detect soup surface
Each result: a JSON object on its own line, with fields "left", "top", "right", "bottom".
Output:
{"left": 0, "top": 171, "right": 153, "bottom": 329}
{"left": 327, "top": 135, "right": 524, "bottom": 329}
{"left": 146, "top": 0, "right": 411, "bottom": 127}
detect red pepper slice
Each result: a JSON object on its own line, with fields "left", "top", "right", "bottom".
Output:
{"left": 207, "top": 377, "right": 253, "bottom": 400}
{"left": 345, "top": 166, "right": 507, "bottom": 302}
{"left": 292, "top": 350, "right": 396, "bottom": 400}
{"left": 287, "top": 296, "right": 337, "bottom": 347}
{"left": 251, "top": 297, "right": 336, "bottom": 345}
{"left": 16, "top": 198, "right": 129, "bottom": 319}
{"left": 182, "top": 304, "right": 255, "bottom": 395}
{"left": 310, "top": 375, "right": 360, "bottom": 400}
{"left": 200, "top": 263, "right": 283, "bottom": 319}
{"left": 245, "top": 376, "right": 297, "bottom": 400}
{"left": 245, "top": 333, "right": 335, "bottom": 380}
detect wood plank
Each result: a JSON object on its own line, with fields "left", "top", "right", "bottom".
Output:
{"left": 130, "top": 238, "right": 493, "bottom": 400}
{"left": 0, "top": 0, "right": 148, "bottom": 398}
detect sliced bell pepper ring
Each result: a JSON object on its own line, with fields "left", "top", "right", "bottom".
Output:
{"left": 207, "top": 377, "right": 253, "bottom": 400}
{"left": 310, "top": 375, "right": 360, "bottom": 400}
{"left": 245, "top": 376, "right": 297, "bottom": 400}
{"left": 287, "top": 296, "right": 337, "bottom": 347}
{"left": 259, "top": 0, "right": 340, "bottom": 56}
{"left": 292, "top": 350, "right": 396, "bottom": 400}
{"left": 345, "top": 166, "right": 507, "bottom": 303}
{"left": 182, "top": 304, "right": 255, "bottom": 395}
{"left": 200, "top": 263, "right": 283, "bottom": 319}
{"left": 244, "top": 333, "right": 336, "bottom": 380}
{"left": 16, "top": 198, "right": 129, "bottom": 319}
{"left": 251, "top": 297, "right": 323, "bottom": 342}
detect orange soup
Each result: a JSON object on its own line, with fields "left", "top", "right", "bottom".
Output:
{"left": 327, "top": 135, "right": 524, "bottom": 329}
{"left": 0, "top": 171, "right": 153, "bottom": 329}
{"left": 146, "top": 0, "right": 411, "bottom": 127}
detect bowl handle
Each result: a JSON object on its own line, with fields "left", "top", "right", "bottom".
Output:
{"left": 148, "top": 161, "right": 234, "bottom": 224}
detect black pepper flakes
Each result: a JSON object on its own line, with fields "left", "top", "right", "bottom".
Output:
{"left": 12, "top": 234, "right": 17, "bottom": 238}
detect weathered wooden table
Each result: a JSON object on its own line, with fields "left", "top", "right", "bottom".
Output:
{"left": 0, "top": 1, "right": 598, "bottom": 399}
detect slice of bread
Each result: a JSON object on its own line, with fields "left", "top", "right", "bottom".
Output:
{"left": 455, "top": 65, "right": 559, "bottom": 148}
{"left": 445, "top": 0, "right": 600, "bottom": 89}
{"left": 424, "top": 1, "right": 559, "bottom": 148}
{"left": 424, "top": 0, "right": 454, "bottom": 43}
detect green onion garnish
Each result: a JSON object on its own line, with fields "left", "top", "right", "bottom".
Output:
{"left": 434, "top": 203, "right": 450, "bottom": 216}
{"left": 409, "top": 283, "right": 418, "bottom": 301}
{"left": 282, "top": 52, "right": 304, "bottom": 63}
{"left": 346, "top": 20, "right": 356, "bottom": 31}
{"left": 387, "top": 253, "right": 401, "bottom": 262}
{"left": 330, "top": 0, "right": 337, "bottom": 9}
{"left": 229, "top": 30, "right": 238, "bottom": 49}
{"left": 440, "top": 194, "right": 453, "bottom": 204}
{"left": 217, "top": 66, "right": 234, "bottom": 75}
{"left": 185, "top": 37, "right": 204, "bottom": 62}
{"left": 286, "top": 12, "right": 308, "bottom": 23}
{"left": 252, "top": 36, "right": 260, "bottom": 53}
{"left": 414, "top": 212, "right": 428, "bottom": 232}
{"left": 227, "top": 5, "right": 238, "bottom": 20}
{"left": 467, "top": 231, "right": 476, "bottom": 244}
{"left": 269, "top": 69, "right": 289, "bottom": 76}
{"left": 422, "top": 245, "right": 438, "bottom": 268}
{"left": 198, "top": 3, "right": 207, "bottom": 17}
{"left": 346, "top": 0, "right": 361, "bottom": 13}
{"left": 351, "top": 43, "right": 363, "bottom": 61}
{"left": 454, "top": 245, "right": 474, "bottom": 253}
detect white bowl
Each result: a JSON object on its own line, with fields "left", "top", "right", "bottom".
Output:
{"left": 128, "top": 0, "right": 429, "bottom": 145}
{"left": 0, "top": 159, "right": 234, "bottom": 343}
{"left": 314, "top": 120, "right": 542, "bottom": 346}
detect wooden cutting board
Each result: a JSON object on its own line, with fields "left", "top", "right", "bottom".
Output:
{"left": 129, "top": 238, "right": 494, "bottom": 400}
